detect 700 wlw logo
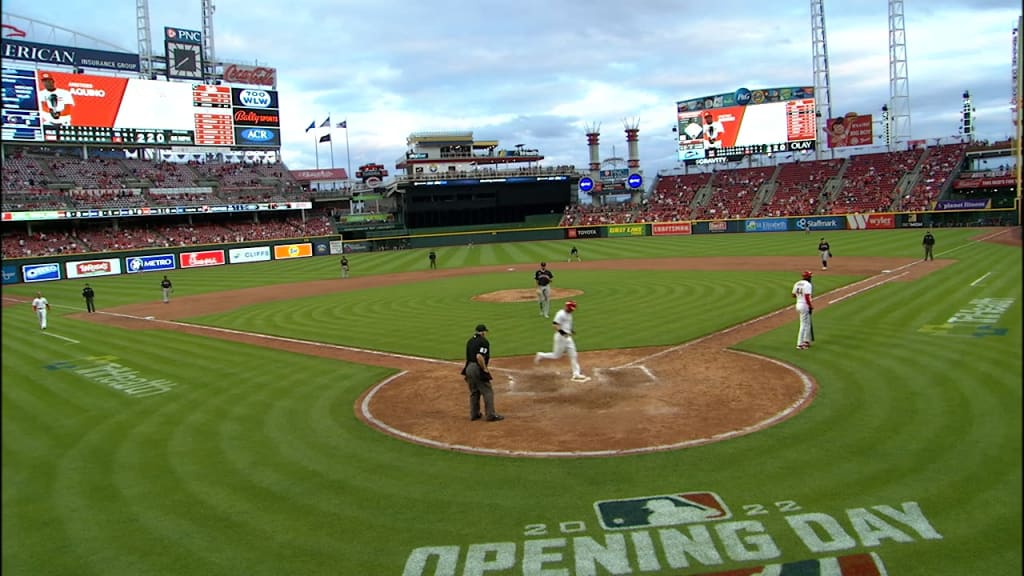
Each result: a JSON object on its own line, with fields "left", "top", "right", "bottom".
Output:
{"left": 403, "top": 491, "right": 941, "bottom": 575}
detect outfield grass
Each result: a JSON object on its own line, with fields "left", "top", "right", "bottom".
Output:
{"left": 2, "top": 228, "right": 1020, "bottom": 575}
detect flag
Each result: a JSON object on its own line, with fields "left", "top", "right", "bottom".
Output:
{"left": 320, "top": 116, "right": 331, "bottom": 128}
{"left": 337, "top": 120, "right": 347, "bottom": 129}
{"left": 319, "top": 134, "right": 331, "bottom": 143}
{"left": 305, "top": 120, "right": 315, "bottom": 132}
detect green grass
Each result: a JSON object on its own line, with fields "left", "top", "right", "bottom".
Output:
{"left": 2, "top": 227, "right": 1020, "bottom": 575}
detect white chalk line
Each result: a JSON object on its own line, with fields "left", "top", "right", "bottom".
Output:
{"left": 42, "top": 331, "right": 80, "bottom": 344}
{"left": 970, "top": 272, "right": 991, "bottom": 287}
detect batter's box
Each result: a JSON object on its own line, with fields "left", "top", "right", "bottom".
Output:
{"left": 593, "top": 365, "right": 658, "bottom": 387}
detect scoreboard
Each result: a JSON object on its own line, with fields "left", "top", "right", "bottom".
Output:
{"left": 677, "top": 87, "right": 817, "bottom": 165}
{"left": 1, "top": 65, "right": 280, "bottom": 147}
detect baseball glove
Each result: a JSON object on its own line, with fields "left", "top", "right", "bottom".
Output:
{"left": 828, "top": 251, "right": 833, "bottom": 257}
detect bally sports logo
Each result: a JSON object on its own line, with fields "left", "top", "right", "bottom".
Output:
{"left": 65, "top": 258, "right": 122, "bottom": 279}
{"left": 180, "top": 250, "right": 226, "bottom": 269}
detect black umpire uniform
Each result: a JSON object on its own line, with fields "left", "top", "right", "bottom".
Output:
{"left": 82, "top": 284, "right": 96, "bottom": 313}
{"left": 462, "top": 324, "right": 502, "bottom": 422}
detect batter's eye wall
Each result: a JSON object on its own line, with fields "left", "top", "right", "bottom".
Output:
{"left": 400, "top": 181, "right": 571, "bottom": 228}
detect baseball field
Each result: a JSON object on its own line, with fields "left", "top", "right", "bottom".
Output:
{"left": 1, "top": 227, "right": 1021, "bottom": 575}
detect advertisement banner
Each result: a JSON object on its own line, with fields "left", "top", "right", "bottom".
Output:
{"left": 846, "top": 213, "right": 896, "bottom": 230}
{"left": 744, "top": 218, "right": 790, "bottom": 233}
{"left": 709, "top": 221, "right": 729, "bottom": 233}
{"left": 125, "top": 254, "right": 176, "bottom": 274}
{"left": 651, "top": 222, "right": 693, "bottom": 236}
{"left": 565, "top": 227, "right": 601, "bottom": 239}
{"left": 953, "top": 177, "right": 1015, "bottom": 189}
{"left": 233, "top": 126, "right": 280, "bottom": 147}
{"left": 222, "top": 64, "right": 277, "bottom": 88}
{"left": 273, "top": 243, "right": 313, "bottom": 260}
{"left": 314, "top": 241, "right": 331, "bottom": 256}
{"left": 934, "top": 199, "right": 991, "bottom": 210}
{"left": 606, "top": 224, "right": 646, "bottom": 237}
{"left": 1, "top": 39, "right": 141, "bottom": 72}
{"left": 2, "top": 264, "right": 20, "bottom": 284}
{"left": 228, "top": 246, "right": 271, "bottom": 264}
{"left": 824, "top": 113, "right": 874, "bottom": 148}
{"left": 231, "top": 88, "right": 280, "bottom": 110}
{"left": 794, "top": 216, "right": 846, "bottom": 232}
{"left": 329, "top": 240, "right": 345, "bottom": 255}
{"left": 22, "top": 262, "right": 61, "bottom": 283}
{"left": 180, "top": 250, "right": 226, "bottom": 268}
{"left": 290, "top": 168, "right": 350, "bottom": 181}
{"left": 232, "top": 107, "right": 281, "bottom": 127}
{"left": 65, "top": 258, "right": 122, "bottom": 279}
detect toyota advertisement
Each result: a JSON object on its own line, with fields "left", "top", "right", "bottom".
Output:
{"left": 65, "top": 258, "right": 123, "bottom": 279}
{"left": 1, "top": 67, "right": 280, "bottom": 147}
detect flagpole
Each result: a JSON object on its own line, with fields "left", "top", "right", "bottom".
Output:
{"left": 344, "top": 119, "right": 352, "bottom": 181}
{"left": 314, "top": 131, "right": 320, "bottom": 170}
{"left": 328, "top": 113, "right": 336, "bottom": 169}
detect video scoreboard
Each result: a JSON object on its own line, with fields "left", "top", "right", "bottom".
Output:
{"left": 1, "top": 65, "right": 280, "bottom": 147}
{"left": 677, "top": 87, "right": 817, "bottom": 165}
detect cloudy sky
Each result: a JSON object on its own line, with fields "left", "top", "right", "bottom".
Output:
{"left": 4, "top": 0, "right": 1021, "bottom": 175}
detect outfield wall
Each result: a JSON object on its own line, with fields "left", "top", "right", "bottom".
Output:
{"left": 3, "top": 208, "right": 1016, "bottom": 285}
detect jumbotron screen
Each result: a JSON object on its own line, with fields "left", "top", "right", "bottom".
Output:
{"left": 676, "top": 87, "right": 817, "bottom": 165}
{"left": 1, "top": 66, "right": 280, "bottom": 147}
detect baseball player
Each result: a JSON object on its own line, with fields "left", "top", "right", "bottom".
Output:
{"left": 161, "top": 275, "right": 173, "bottom": 303}
{"left": 569, "top": 245, "right": 581, "bottom": 262}
{"left": 38, "top": 73, "right": 74, "bottom": 126}
{"left": 817, "top": 237, "right": 832, "bottom": 270}
{"left": 32, "top": 291, "right": 50, "bottom": 330}
{"left": 534, "top": 300, "right": 590, "bottom": 381}
{"left": 340, "top": 255, "right": 350, "bottom": 278}
{"left": 534, "top": 262, "right": 554, "bottom": 317}
{"left": 792, "top": 271, "right": 814, "bottom": 349}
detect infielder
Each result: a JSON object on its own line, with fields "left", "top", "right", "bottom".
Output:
{"left": 32, "top": 291, "right": 50, "bottom": 330}
{"left": 534, "top": 262, "right": 554, "bottom": 317}
{"left": 792, "top": 271, "right": 814, "bottom": 349}
{"left": 534, "top": 300, "right": 590, "bottom": 381}
{"left": 817, "top": 237, "right": 832, "bottom": 270}
{"left": 161, "top": 275, "right": 173, "bottom": 303}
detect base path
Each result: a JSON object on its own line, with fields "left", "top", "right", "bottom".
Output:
{"left": 80, "top": 255, "right": 948, "bottom": 457}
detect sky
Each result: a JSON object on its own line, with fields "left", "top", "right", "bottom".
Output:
{"left": 3, "top": 0, "right": 1021, "bottom": 176}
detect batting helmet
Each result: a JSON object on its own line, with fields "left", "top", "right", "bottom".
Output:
{"left": 565, "top": 300, "right": 577, "bottom": 311}
{"left": 802, "top": 270, "right": 813, "bottom": 279}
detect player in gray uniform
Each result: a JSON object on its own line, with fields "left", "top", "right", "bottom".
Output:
{"left": 534, "top": 262, "right": 553, "bottom": 318}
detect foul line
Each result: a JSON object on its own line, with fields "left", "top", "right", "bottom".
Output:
{"left": 970, "top": 272, "right": 991, "bottom": 287}
{"left": 42, "top": 331, "right": 80, "bottom": 344}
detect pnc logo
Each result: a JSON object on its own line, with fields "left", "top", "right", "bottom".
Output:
{"left": 239, "top": 128, "right": 274, "bottom": 142}
{"left": 166, "top": 28, "right": 201, "bottom": 43}
{"left": 238, "top": 89, "right": 272, "bottom": 108}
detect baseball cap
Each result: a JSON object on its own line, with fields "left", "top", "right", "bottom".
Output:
{"left": 41, "top": 73, "right": 53, "bottom": 80}
{"left": 475, "top": 324, "right": 488, "bottom": 333}
{"left": 540, "top": 262, "right": 547, "bottom": 266}
{"left": 802, "top": 270, "right": 813, "bottom": 279}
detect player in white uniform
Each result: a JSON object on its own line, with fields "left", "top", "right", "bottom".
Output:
{"left": 534, "top": 300, "right": 590, "bottom": 381}
{"left": 792, "top": 271, "right": 814, "bottom": 349}
{"left": 38, "top": 73, "right": 75, "bottom": 126}
{"left": 701, "top": 111, "right": 726, "bottom": 150}
{"left": 32, "top": 291, "right": 50, "bottom": 330}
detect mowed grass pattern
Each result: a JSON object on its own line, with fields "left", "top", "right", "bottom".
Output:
{"left": 2, "top": 228, "right": 1021, "bottom": 575}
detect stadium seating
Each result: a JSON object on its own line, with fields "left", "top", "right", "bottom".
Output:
{"left": 899, "top": 143, "right": 968, "bottom": 212}
{"left": 828, "top": 150, "right": 922, "bottom": 214}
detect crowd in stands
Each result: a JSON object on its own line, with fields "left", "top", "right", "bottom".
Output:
{"left": 827, "top": 151, "right": 921, "bottom": 214}
{"left": 899, "top": 144, "right": 969, "bottom": 212}
{"left": 645, "top": 173, "right": 711, "bottom": 222}
{"left": 757, "top": 160, "right": 840, "bottom": 217}
{"left": 699, "top": 166, "right": 777, "bottom": 220}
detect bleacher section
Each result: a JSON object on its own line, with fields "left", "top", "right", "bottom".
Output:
{"left": 899, "top": 143, "right": 969, "bottom": 212}
{"left": 758, "top": 160, "right": 841, "bottom": 217}
{"left": 828, "top": 150, "right": 922, "bottom": 214}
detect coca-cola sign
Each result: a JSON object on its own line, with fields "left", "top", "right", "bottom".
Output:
{"left": 223, "top": 64, "right": 276, "bottom": 87}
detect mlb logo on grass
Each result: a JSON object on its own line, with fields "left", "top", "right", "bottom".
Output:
{"left": 594, "top": 491, "right": 731, "bottom": 530}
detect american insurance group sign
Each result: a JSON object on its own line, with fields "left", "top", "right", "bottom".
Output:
{"left": 222, "top": 64, "right": 277, "bottom": 88}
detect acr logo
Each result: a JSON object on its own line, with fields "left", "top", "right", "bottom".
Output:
{"left": 239, "top": 128, "right": 274, "bottom": 142}
{"left": 594, "top": 491, "right": 731, "bottom": 530}
{"left": 238, "top": 89, "right": 272, "bottom": 108}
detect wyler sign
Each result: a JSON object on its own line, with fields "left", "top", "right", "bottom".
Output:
{"left": 180, "top": 250, "right": 226, "bottom": 269}
{"left": 65, "top": 258, "right": 122, "bottom": 279}
{"left": 273, "top": 243, "right": 313, "bottom": 260}
{"left": 125, "top": 254, "right": 176, "bottom": 274}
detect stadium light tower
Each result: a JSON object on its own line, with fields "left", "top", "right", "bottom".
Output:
{"left": 136, "top": 0, "right": 153, "bottom": 77}
{"left": 810, "top": 0, "right": 833, "bottom": 161}
{"left": 888, "top": 0, "right": 912, "bottom": 148}
{"left": 202, "top": 0, "right": 216, "bottom": 80}
{"left": 960, "top": 90, "right": 975, "bottom": 142}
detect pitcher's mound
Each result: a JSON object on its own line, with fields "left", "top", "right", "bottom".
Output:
{"left": 474, "top": 288, "right": 583, "bottom": 303}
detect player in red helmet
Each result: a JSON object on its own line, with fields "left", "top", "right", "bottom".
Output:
{"left": 793, "top": 271, "right": 814, "bottom": 348}
{"left": 534, "top": 300, "right": 588, "bottom": 381}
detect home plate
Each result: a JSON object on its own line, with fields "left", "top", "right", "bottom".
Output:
{"left": 881, "top": 269, "right": 892, "bottom": 273}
